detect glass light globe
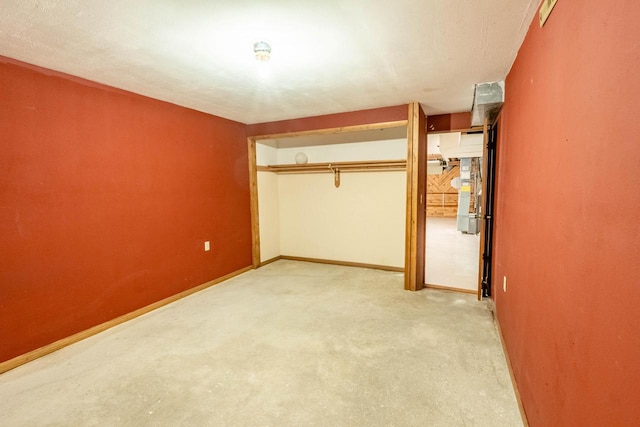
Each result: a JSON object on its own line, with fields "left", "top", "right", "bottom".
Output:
{"left": 295, "top": 152, "right": 308, "bottom": 164}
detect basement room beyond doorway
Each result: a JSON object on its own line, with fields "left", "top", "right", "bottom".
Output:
{"left": 425, "top": 130, "right": 483, "bottom": 294}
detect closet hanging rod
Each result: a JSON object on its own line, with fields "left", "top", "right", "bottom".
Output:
{"left": 257, "top": 159, "right": 407, "bottom": 174}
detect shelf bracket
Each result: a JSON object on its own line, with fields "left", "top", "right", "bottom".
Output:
{"left": 328, "top": 164, "right": 341, "bottom": 188}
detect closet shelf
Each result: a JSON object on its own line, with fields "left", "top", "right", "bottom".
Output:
{"left": 257, "top": 159, "right": 407, "bottom": 174}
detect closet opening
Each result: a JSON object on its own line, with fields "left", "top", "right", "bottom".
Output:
{"left": 247, "top": 103, "right": 427, "bottom": 291}
{"left": 248, "top": 122, "right": 410, "bottom": 276}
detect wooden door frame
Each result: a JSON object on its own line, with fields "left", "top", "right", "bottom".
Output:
{"left": 477, "top": 119, "right": 490, "bottom": 299}
{"left": 477, "top": 116, "right": 500, "bottom": 300}
{"left": 404, "top": 102, "right": 427, "bottom": 291}
{"left": 247, "top": 137, "right": 261, "bottom": 268}
{"left": 247, "top": 109, "right": 427, "bottom": 291}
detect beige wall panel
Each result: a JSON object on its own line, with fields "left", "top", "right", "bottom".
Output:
{"left": 278, "top": 171, "right": 406, "bottom": 267}
{"left": 257, "top": 171, "right": 281, "bottom": 262}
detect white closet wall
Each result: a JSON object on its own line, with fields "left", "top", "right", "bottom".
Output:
{"left": 256, "top": 144, "right": 280, "bottom": 262}
{"left": 257, "top": 171, "right": 281, "bottom": 261}
{"left": 256, "top": 143, "right": 278, "bottom": 165}
{"left": 276, "top": 139, "right": 406, "bottom": 164}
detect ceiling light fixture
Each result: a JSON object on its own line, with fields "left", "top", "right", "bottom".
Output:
{"left": 253, "top": 41, "right": 272, "bottom": 62}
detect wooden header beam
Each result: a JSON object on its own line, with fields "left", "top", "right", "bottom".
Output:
{"left": 251, "top": 120, "right": 407, "bottom": 141}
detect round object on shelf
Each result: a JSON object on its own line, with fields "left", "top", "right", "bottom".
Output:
{"left": 294, "top": 152, "right": 308, "bottom": 164}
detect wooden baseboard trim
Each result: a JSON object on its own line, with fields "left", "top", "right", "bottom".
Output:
{"left": 0, "top": 265, "right": 253, "bottom": 375}
{"left": 494, "top": 310, "right": 530, "bottom": 426}
{"left": 279, "top": 255, "right": 404, "bottom": 273}
{"left": 424, "top": 283, "right": 478, "bottom": 295}
{"left": 259, "top": 256, "right": 282, "bottom": 267}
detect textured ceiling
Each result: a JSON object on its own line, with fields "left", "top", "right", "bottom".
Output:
{"left": 0, "top": 0, "right": 538, "bottom": 124}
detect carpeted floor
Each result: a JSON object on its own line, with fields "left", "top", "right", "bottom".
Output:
{"left": 0, "top": 260, "right": 522, "bottom": 426}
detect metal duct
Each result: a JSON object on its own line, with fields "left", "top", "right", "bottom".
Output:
{"left": 471, "top": 81, "right": 505, "bottom": 126}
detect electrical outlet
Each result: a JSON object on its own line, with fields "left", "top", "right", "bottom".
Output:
{"left": 503, "top": 276, "right": 507, "bottom": 292}
{"left": 204, "top": 241, "right": 210, "bottom": 251}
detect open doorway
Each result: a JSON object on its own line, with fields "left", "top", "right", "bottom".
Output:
{"left": 424, "top": 130, "right": 484, "bottom": 294}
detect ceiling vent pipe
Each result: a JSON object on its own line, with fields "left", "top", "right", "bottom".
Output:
{"left": 471, "top": 81, "right": 505, "bottom": 126}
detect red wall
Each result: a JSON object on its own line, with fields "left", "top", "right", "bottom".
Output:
{"left": 426, "top": 112, "right": 471, "bottom": 133}
{"left": 493, "top": 2, "right": 640, "bottom": 425}
{"left": 246, "top": 104, "right": 408, "bottom": 136}
{"left": 0, "top": 57, "right": 252, "bottom": 363}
